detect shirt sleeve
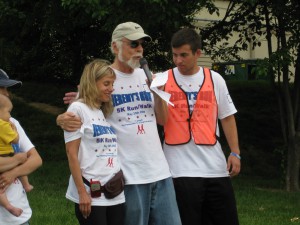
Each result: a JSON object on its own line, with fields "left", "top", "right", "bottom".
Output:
{"left": 211, "top": 71, "right": 237, "bottom": 119}
{"left": 64, "top": 102, "right": 84, "bottom": 143}
{"left": 9, "top": 118, "right": 34, "bottom": 153}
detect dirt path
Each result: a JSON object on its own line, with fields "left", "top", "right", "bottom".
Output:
{"left": 13, "top": 95, "right": 64, "bottom": 115}
{"left": 28, "top": 102, "right": 64, "bottom": 115}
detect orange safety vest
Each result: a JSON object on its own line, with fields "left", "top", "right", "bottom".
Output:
{"left": 164, "top": 68, "right": 218, "bottom": 145}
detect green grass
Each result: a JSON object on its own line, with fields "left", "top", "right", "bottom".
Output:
{"left": 27, "top": 161, "right": 77, "bottom": 225}
{"left": 233, "top": 177, "right": 300, "bottom": 225}
{"left": 8, "top": 81, "right": 299, "bottom": 224}
{"left": 26, "top": 162, "right": 300, "bottom": 225}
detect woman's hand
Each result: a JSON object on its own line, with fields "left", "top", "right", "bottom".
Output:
{"left": 78, "top": 189, "right": 92, "bottom": 219}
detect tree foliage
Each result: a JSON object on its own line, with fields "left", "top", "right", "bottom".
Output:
{"left": 201, "top": 0, "right": 300, "bottom": 191}
{"left": 0, "top": 0, "right": 216, "bottom": 84}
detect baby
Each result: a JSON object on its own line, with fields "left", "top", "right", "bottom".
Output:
{"left": 0, "top": 94, "right": 33, "bottom": 217}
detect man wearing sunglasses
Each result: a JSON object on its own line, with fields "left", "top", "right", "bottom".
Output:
{"left": 57, "top": 22, "right": 181, "bottom": 225}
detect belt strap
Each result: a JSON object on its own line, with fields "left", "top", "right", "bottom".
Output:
{"left": 82, "top": 176, "right": 91, "bottom": 187}
{"left": 82, "top": 176, "right": 105, "bottom": 192}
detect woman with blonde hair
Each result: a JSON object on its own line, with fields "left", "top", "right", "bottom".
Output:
{"left": 64, "top": 59, "right": 125, "bottom": 225}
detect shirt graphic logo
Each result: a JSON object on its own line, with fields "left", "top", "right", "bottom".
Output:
{"left": 106, "top": 157, "right": 114, "bottom": 167}
{"left": 137, "top": 124, "right": 145, "bottom": 134}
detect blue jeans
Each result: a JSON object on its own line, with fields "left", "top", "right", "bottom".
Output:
{"left": 124, "top": 177, "right": 182, "bottom": 225}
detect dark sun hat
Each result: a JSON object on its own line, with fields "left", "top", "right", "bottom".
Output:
{"left": 0, "top": 69, "right": 22, "bottom": 88}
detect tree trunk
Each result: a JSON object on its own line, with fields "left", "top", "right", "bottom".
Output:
{"left": 263, "top": 2, "right": 288, "bottom": 144}
{"left": 277, "top": 14, "right": 300, "bottom": 191}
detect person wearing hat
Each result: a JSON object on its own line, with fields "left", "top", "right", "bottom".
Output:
{"left": 0, "top": 94, "right": 34, "bottom": 218}
{"left": 0, "top": 69, "right": 22, "bottom": 88}
{"left": 57, "top": 22, "right": 182, "bottom": 225}
{"left": 0, "top": 69, "right": 42, "bottom": 225}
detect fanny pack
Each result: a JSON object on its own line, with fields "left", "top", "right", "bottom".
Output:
{"left": 82, "top": 170, "right": 125, "bottom": 199}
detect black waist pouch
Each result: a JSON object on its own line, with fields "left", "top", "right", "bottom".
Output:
{"left": 103, "top": 170, "right": 125, "bottom": 199}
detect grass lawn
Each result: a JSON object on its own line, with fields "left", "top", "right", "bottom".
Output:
{"left": 233, "top": 177, "right": 300, "bottom": 225}
{"left": 26, "top": 161, "right": 300, "bottom": 225}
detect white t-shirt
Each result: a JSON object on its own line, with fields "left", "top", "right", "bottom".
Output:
{"left": 0, "top": 118, "right": 34, "bottom": 225}
{"left": 107, "top": 68, "right": 171, "bottom": 185}
{"left": 162, "top": 67, "right": 237, "bottom": 178}
{"left": 64, "top": 102, "right": 125, "bottom": 206}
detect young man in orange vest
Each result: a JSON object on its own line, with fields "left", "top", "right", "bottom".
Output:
{"left": 159, "top": 28, "right": 241, "bottom": 225}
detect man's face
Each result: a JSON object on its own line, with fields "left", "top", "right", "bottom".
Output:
{"left": 0, "top": 87, "right": 9, "bottom": 97}
{"left": 117, "top": 38, "right": 144, "bottom": 69}
{"left": 172, "top": 44, "right": 201, "bottom": 75}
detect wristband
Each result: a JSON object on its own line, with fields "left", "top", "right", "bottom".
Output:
{"left": 230, "top": 152, "right": 241, "bottom": 160}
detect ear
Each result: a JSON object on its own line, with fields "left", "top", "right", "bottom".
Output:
{"left": 196, "top": 49, "right": 201, "bottom": 57}
{"left": 112, "top": 42, "right": 119, "bottom": 55}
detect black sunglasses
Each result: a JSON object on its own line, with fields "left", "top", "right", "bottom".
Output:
{"left": 122, "top": 40, "right": 146, "bottom": 48}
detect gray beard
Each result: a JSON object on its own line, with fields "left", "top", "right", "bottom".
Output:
{"left": 118, "top": 49, "right": 141, "bottom": 69}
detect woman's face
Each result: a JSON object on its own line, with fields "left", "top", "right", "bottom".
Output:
{"left": 96, "top": 75, "right": 115, "bottom": 104}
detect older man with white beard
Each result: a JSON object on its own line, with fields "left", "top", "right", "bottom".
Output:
{"left": 57, "top": 22, "right": 181, "bottom": 225}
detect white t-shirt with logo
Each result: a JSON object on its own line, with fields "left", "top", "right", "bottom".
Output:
{"left": 0, "top": 118, "right": 34, "bottom": 225}
{"left": 64, "top": 102, "right": 125, "bottom": 206}
{"left": 107, "top": 68, "right": 171, "bottom": 185}
{"left": 162, "top": 67, "right": 237, "bottom": 178}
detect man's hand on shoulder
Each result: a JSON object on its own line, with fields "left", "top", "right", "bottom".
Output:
{"left": 56, "top": 112, "right": 82, "bottom": 132}
{"left": 63, "top": 92, "right": 78, "bottom": 105}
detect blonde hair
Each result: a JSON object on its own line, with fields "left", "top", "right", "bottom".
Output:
{"left": 78, "top": 59, "right": 116, "bottom": 117}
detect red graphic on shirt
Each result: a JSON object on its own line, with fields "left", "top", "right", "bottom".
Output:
{"left": 106, "top": 157, "right": 114, "bottom": 167}
{"left": 137, "top": 124, "right": 145, "bottom": 134}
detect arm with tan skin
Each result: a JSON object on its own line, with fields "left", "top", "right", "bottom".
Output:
{"left": 63, "top": 92, "right": 78, "bottom": 105}
{"left": 153, "top": 91, "right": 169, "bottom": 126}
{"left": 66, "top": 139, "right": 91, "bottom": 219}
{"left": 220, "top": 114, "right": 241, "bottom": 177}
{"left": 56, "top": 112, "right": 82, "bottom": 132}
{"left": 0, "top": 153, "right": 27, "bottom": 173}
{"left": 0, "top": 148, "right": 42, "bottom": 190}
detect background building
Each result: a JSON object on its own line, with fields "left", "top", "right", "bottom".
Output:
{"left": 193, "top": 0, "right": 294, "bottom": 81}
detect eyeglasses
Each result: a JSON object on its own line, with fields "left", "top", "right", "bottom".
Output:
{"left": 122, "top": 40, "right": 146, "bottom": 49}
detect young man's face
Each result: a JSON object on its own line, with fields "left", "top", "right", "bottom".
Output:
{"left": 0, "top": 87, "right": 9, "bottom": 97}
{"left": 172, "top": 44, "right": 201, "bottom": 75}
